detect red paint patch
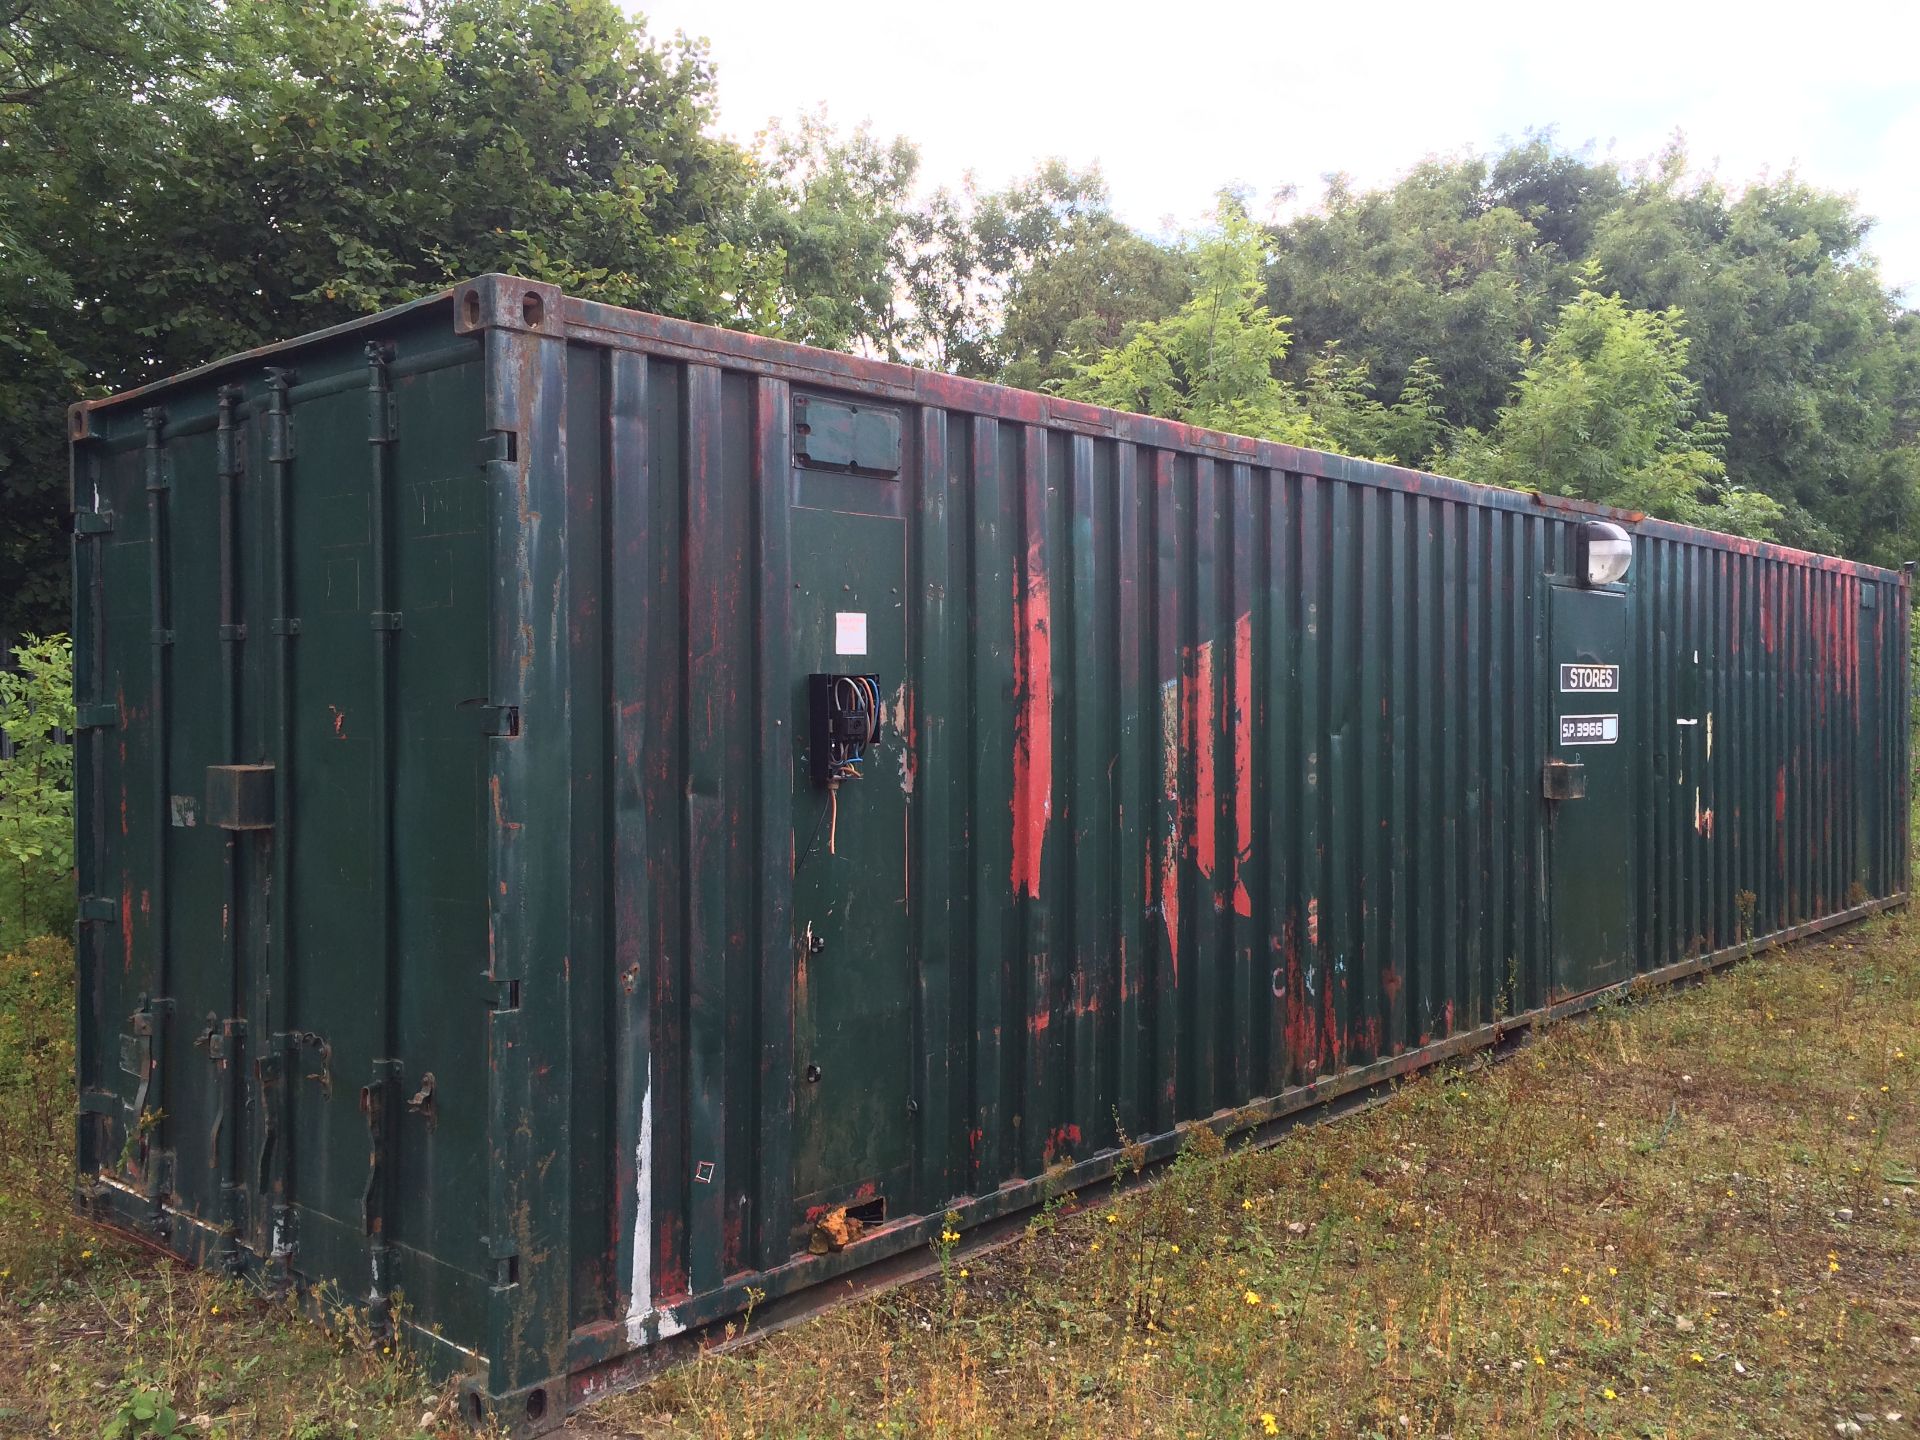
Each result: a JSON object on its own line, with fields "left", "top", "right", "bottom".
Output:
{"left": 329, "top": 705, "right": 347, "bottom": 739}
{"left": 1009, "top": 546, "right": 1053, "bottom": 900}
{"left": 1231, "top": 611, "right": 1253, "bottom": 916}
{"left": 1044, "top": 1123, "right": 1082, "bottom": 1163}
{"left": 1188, "top": 639, "right": 1216, "bottom": 880}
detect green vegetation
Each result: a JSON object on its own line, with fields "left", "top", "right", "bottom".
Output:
{"left": 3, "top": 913, "right": 1911, "bottom": 1435}
{"left": 6, "top": 4, "right": 1919, "bottom": 638}
{"left": 586, "top": 919, "right": 1919, "bottom": 1439}
{"left": 0, "top": 938, "right": 457, "bottom": 1437}
{"left": 0, "top": 635, "right": 74, "bottom": 950}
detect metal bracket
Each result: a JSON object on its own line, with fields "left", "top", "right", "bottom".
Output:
{"left": 75, "top": 703, "right": 119, "bottom": 730}
{"left": 78, "top": 895, "right": 118, "bottom": 923}
{"left": 479, "top": 704, "right": 520, "bottom": 737}
{"left": 369, "top": 611, "right": 404, "bottom": 632}
{"left": 74, "top": 510, "right": 115, "bottom": 536}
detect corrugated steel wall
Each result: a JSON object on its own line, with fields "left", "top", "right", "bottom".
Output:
{"left": 552, "top": 291, "right": 1911, "bottom": 1361}
{"left": 71, "top": 279, "right": 1910, "bottom": 1419}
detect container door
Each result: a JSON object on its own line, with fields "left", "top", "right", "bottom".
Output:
{"left": 788, "top": 397, "right": 913, "bottom": 1241}
{"left": 1547, "top": 584, "right": 1634, "bottom": 996}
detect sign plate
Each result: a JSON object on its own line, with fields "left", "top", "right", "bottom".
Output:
{"left": 1559, "top": 713, "right": 1619, "bottom": 746}
{"left": 1559, "top": 662, "right": 1619, "bottom": 692}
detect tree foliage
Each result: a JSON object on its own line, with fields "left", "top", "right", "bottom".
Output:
{"left": 3, "top": 3, "right": 1916, "bottom": 635}
{"left": 0, "top": 635, "right": 74, "bottom": 948}
{"left": 2, "top": 0, "right": 758, "bottom": 636}
{"left": 1448, "top": 280, "right": 1782, "bottom": 536}
{"left": 1064, "top": 198, "right": 1320, "bottom": 444}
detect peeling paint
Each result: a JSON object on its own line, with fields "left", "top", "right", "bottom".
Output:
{"left": 625, "top": 1059, "right": 683, "bottom": 1346}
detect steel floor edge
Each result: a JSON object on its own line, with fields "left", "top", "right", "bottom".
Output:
{"left": 67, "top": 891, "right": 1908, "bottom": 1433}
{"left": 549, "top": 890, "right": 1908, "bottom": 1431}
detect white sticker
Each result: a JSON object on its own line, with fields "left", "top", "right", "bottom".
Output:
{"left": 1559, "top": 713, "right": 1620, "bottom": 746}
{"left": 835, "top": 611, "right": 868, "bottom": 655}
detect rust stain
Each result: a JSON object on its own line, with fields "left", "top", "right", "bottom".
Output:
{"left": 329, "top": 705, "right": 347, "bottom": 740}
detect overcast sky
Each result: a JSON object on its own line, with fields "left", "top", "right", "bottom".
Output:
{"left": 629, "top": 0, "right": 1920, "bottom": 305}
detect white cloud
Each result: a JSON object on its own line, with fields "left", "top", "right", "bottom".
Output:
{"left": 633, "top": 0, "right": 1920, "bottom": 298}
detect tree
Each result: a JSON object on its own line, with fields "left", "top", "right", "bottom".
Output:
{"left": 1263, "top": 137, "right": 1619, "bottom": 436}
{"left": 1591, "top": 145, "right": 1920, "bottom": 559}
{"left": 1, "top": 0, "right": 763, "bottom": 636}
{"left": 742, "top": 112, "right": 919, "bottom": 357}
{"left": 1064, "top": 196, "right": 1321, "bottom": 444}
{"left": 1449, "top": 279, "right": 1782, "bottom": 538}
{"left": 994, "top": 209, "right": 1186, "bottom": 392}
{"left": 1300, "top": 345, "right": 1450, "bottom": 467}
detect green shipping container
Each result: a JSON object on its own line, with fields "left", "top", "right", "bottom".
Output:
{"left": 69, "top": 275, "right": 1911, "bottom": 1427}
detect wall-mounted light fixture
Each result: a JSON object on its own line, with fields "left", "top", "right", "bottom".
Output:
{"left": 1579, "top": 520, "right": 1633, "bottom": 587}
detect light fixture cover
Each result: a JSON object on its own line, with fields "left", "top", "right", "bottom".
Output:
{"left": 1583, "top": 521, "right": 1633, "bottom": 586}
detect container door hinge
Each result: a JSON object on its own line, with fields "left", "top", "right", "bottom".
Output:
{"left": 369, "top": 611, "right": 403, "bottom": 632}
{"left": 485, "top": 977, "right": 523, "bottom": 1012}
{"left": 479, "top": 704, "right": 519, "bottom": 737}
{"left": 76, "top": 703, "right": 119, "bottom": 730}
{"left": 78, "top": 895, "right": 118, "bottom": 923}
{"left": 74, "top": 510, "right": 115, "bottom": 536}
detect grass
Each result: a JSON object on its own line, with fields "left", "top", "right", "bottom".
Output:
{"left": 1, "top": 916, "right": 1915, "bottom": 1438}
{"left": 0, "top": 937, "right": 455, "bottom": 1439}
{"left": 585, "top": 918, "right": 1920, "bottom": 1439}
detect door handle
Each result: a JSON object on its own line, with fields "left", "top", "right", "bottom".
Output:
{"left": 1542, "top": 759, "right": 1587, "bottom": 801}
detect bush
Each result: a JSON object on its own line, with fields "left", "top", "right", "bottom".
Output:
{"left": 0, "top": 634, "right": 75, "bottom": 949}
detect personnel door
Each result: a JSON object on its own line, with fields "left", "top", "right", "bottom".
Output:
{"left": 1548, "top": 584, "right": 1635, "bottom": 996}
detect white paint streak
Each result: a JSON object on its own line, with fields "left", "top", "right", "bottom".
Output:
{"left": 624, "top": 1057, "right": 683, "bottom": 1345}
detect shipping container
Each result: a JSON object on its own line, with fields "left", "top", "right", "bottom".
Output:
{"left": 69, "top": 274, "right": 1911, "bottom": 1428}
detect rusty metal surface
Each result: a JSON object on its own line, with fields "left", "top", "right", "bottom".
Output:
{"left": 70, "top": 273, "right": 1912, "bottom": 1430}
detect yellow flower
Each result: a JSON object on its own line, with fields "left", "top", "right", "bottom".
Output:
{"left": 1089, "top": 1241, "right": 1101, "bottom": 1253}
{"left": 1242, "top": 1199, "right": 1254, "bottom": 1211}
{"left": 1169, "top": 1244, "right": 1180, "bottom": 1254}
{"left": 210, "top": 1304, "right": 220, "bottom": 1315}
{"left": 1829, "top": 1260, "right": 1840, "bottom": 1272}
{"left": 1846, "top": 1113, "right": 1857, "bottom": 1122}
{"left": 1533, "top": 1355, "right": 1545, "bottom": 1366}
{"left": 1260, "top": 1415, "right": 1280, "bottom": 1436}
{"left": 1690, "top": 1352, "right": 1704, "bottom": 1364}
{"left": 1603, "top": 1387, "right": 1617, "bottom": 1401}
{"left": 1244, "top": 1289, "right": 1261, "bottom": 1305}
{"left": 958, "top": 1267, "right": 968, "bottom": 1279}
{"left": 1106, "top": 1213, "right": 1119, "bottom": 1224}
{"left": 1579, "top": 1295, "right": 1591, "bottom": 1306}
{"left": 81, "top": 1250, "right": 92, "bottom": 1260}
{"left": 1607, "top": 1266, "right": 1617, "bottom": 1277}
